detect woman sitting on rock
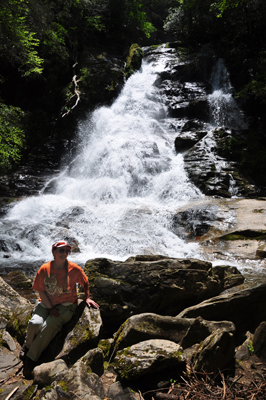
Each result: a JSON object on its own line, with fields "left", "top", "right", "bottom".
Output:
{"left": 20, "top": 240, "right": 99, "bottom": 379}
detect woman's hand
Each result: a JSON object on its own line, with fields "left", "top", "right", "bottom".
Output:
{"left": 86, "top": 298, "right": 99, "bottom": 308}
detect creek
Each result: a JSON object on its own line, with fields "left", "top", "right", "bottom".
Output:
{"left": 0, "top": 45, "right": 265, "bottom": 288}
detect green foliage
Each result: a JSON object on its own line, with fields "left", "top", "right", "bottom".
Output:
{"left": 212, "top": 0, "right": 247, "bottom": 16}
{"left": 86, "top": 16, "right": 106, "bottom": 32}
{"left": 175, "top": 0, "right": 247, "bottom": 15}
{"left": 0, "top": 0, "right": 43, "bottom": 76}
{"left": 108, "top": 0, "right": 156, "bottom": 41}
{"left": 165, "top": 0, "right": 266, "bottom": 113}
{"left": 237, "top": 51, "right": 266, "bottom": 105}
{"left": 247, "top": 340, "right": 254, "bottom": 354}
{"left": 0, "top": 104, "right": 25, "bottom": 173}
{"left": 164, "top": 0, "right": 250, "bottom": 41}
{"left": 238, "top": 77, "right": 266, "bottom": 105}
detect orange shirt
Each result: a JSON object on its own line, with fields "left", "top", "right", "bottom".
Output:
{"left": 33, "top": 261, "right": 88, "bottom": 306}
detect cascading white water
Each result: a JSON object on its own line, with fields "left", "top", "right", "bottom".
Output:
{"left": 1, "top": 47, "right": 204, "bottom": 265}
{"left": 208, "top": 58, "right": 247, "bottom": 129}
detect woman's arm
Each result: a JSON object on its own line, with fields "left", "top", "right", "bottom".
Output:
{"left": 83, "top": 281, "right": 99, "bottom": 308}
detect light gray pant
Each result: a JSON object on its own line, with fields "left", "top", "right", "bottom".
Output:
{"left": 25, "top": 302, "right": 76, "bottom": 361}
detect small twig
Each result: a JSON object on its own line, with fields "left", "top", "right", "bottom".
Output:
{"left": 138, "top": 390, "right": 145, "bottom": 399}
{"left": 167, "top": 382, "right": 174, "bottom": 394}
{"left": 221, "top": 373, "right": 226, "bottom": 400}
{"left": 180, "top": 375, "right": 191, "bottom": 386}
{"left": 4, "top": 386, "right": 19, "bottom": 400}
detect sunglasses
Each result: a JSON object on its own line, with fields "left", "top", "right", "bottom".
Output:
{"left": 58, "top": 248, "right": 71, "bottom": 254}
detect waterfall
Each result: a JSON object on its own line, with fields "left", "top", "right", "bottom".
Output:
{"left": 1, "top": 47, "right": 203, "bottom": 265}
{"left": 228, "top": 173, "right": 239, "bottom": 198}
{"left": 208, "top": 58, "right": 247, "bottom": 129}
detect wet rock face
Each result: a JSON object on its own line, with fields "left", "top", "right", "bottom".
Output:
{"left": 183, "top": 128, "right": 260, "bottom": 198}
{"left": 145, "top": 44, "right": 262, "bottom": 198}
{"left": 170, "top": 204, "right": 218, "bottom": 240}
{"left": 84, "top": 255, "right": 244, "bottom": 334}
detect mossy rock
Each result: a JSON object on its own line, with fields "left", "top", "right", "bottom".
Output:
{"left": 125, "top": 44, "right": 144, "bottom": 79}
{"left": 6, "top": 304, "right": 33, "bottom": 344}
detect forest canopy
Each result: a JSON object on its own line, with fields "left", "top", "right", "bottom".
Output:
{"left": 0, "top": 0, "right": 266, "bottom": 174}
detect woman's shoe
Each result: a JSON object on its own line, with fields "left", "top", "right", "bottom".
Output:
{"left": 23, "top": 356, "right": 37, "bottom": 380}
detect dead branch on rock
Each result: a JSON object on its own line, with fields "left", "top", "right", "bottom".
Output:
{"left": 62, "top": 62, "right": 81, "bottom": 118}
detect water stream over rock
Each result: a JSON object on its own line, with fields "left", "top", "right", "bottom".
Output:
{"left": 0, "top": 45, "right": 265, "bottom": 287}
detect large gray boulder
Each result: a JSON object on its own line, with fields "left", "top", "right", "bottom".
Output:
{"left": 33, "top": 359, "right": 69, "bottom": 387}
{"left": 84, "top": 255, "right": 244, "bottom": 333}
{"left": 112, "top": 313, "right": 235, "bottom": 353}
{"left": 113, "top": 339, "right": 184, "bottom": 381}
{"left": 0, "top": 276, "right": 31, "bottom": 319}
{"left": 34, "top": 359, "right": 105, "bottom": 400}
{"left": 62, "top": 360, "right": 106, "bottom": 400}
{"left": 113, "top": 313, "right": 193, "bottom": 352}
{"left": 177, "top": 283, "right": 266, "bottom": 344}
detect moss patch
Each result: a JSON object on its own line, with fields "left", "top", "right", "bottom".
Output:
{"left": 125, "top": 44, "right": 143, "bottom": 79}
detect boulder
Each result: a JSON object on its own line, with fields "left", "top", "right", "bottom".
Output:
{"left": 0, "top": 383, "right": 38, "bottom": 400}
{"left": 112, "top": 313, "right": 235, "bottom": 363}
{"left": 6, "top": 303, "right": 34, "bottom": 344}
{"left": 113, "top": 339, "right": 184, "bottom": 381}
{"left": 191, "top": 328, "right": 235, "bottom": 374}
{"left": 113, "top": 313, "right": 193, "bottom": 352}
{"left": 33, "top": 359, "right": 69, "bottom": 387}
{"left": 180, "top": 316, "right": 235, "bottom": 349}
{"left": 4, "top": 270, "right": 33, "bottom": 289}
{"left": 255, "top": 242, "right": 266, "bottom": 258}
{"left": 1, "top": 330, "right": 17, "bottom": 352}
{"left": 61, "top": 360, "right": 105, "bottom": 400}
{"left": 170, "top": 204, "right": 220, "bottom": 240}
{"left": 0, "top": 343, "right": 20, "bottom": 382}
{"left": 81, "top": 347, "right": 104, "bottom": 376}
{"left": 235, "top": 331, "right": 253, "bottom": 361}
{"left": 84, "top": 255, "right": 244, "bottom": 333}
{"left": 177, "top": 283, "right": 266, "bottom": 344}
{"left": 34, "top": 360, "right": 105, "bottom": 400}
{"left": 38, "top": 300, "right": 102, "bottom": 365}
{"left": 125, "top": 44, "right": 143, "bottom": 78}
{"left": 98, "top": 338, "right": 114, "bottom": 361}
{"left": 253, "top": 321, "right": 266, "bottom": 362}
{"left": 35, "top": 384, "right": 68, "bottom": 400}
{"left": 0, "top": 276, "right": 31, "bottom": 319}
{"left": 107, "top": 381, "right": 140, "bottom": 400}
